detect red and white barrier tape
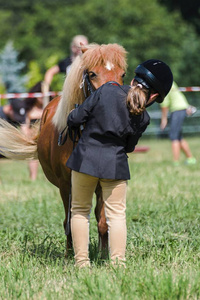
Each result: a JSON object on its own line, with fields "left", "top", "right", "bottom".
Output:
{"left": 0, "top": 91, "right": 62, "bottom": 100}
{"left": 0, "top": 87, "right": 200, "bottom": 100}
{"left": 179, "top": 87, "right": 200, "bottom": 92}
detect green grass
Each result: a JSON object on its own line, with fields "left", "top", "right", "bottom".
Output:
{"left": 0, "top": 137, "right": 200, "bottom": 299}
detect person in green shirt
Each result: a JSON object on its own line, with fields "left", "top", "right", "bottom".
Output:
{"left": 160, "top": 81, "right": 196, "bottom": 166}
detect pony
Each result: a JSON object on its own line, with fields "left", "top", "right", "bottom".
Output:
{"left": 0, "top": 43, "right": 127, "bottom": 257}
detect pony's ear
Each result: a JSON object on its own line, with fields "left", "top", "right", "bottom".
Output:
{"left": 81, "top": 43, "right": 88, "bottom": 53}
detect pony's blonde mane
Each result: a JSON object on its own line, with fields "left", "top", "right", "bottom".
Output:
{"left": 53, "top": 43, "right": 127, "bottom": 131}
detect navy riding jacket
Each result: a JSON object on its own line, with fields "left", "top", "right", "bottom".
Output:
{"left": 66, "top": 82, "right": 150, "bottom": 180}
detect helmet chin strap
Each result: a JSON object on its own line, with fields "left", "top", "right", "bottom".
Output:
{"left": 146, "top": 91, "right": 160, "bottom": 107}
{"left": 146, "top": 99, "right": 155, "bottom": 108}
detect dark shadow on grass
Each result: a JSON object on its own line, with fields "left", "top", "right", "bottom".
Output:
{"left": 23, "top": 235, "right": 74, "bottom": 265}
{"left": 24, "top": 235, "right": 109, "bottom": 267}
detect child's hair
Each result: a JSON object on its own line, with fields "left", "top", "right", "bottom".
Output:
{"left": 126, "top": 81, "right": 149, "bottom": 115}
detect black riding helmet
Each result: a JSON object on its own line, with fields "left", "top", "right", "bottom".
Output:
{"left": 134, "top": 59, "right": 173, "bottom": 103}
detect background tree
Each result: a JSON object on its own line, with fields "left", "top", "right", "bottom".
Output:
{"left": 0, "top": 0, "right": 199, "bottom": 89}
{"left": 0, "top": 41, "right": 27, "bottom": 93}
{"left": 158, "top": 0, "right": 200, "bottom": 34}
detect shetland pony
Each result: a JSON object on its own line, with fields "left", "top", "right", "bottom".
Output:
{"left": 0, "top": 43, "right": 127, "bottom": 257}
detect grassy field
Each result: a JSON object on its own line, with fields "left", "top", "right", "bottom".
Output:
{"left": 0, "top": 137, "right": 200, "bottom": 299}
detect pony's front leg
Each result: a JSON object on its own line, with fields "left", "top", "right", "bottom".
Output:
{"left": 95, "top": 183, "right": 108, "bottom": 259}
{"left": 59, "top": 181, "right": 73, "bottom": 257}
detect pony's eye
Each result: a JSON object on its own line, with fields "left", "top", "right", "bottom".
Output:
{"left": 122, "top": 72, "right": 126, "bottom": 78}
{"left": 88, "top": 72, "right": 97, "bottom": 79}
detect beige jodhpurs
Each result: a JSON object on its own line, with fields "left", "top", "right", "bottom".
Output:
{"left": 71, "top": 170, "right": 127, "bottom": 267}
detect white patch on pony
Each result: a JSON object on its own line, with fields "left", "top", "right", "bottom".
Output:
{"left": 105, "top": 61, "right": 114, "bottom": 71}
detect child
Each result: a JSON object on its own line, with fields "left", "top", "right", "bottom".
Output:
{"left": 67, "top": 59, "right": 173, "bottom": 267}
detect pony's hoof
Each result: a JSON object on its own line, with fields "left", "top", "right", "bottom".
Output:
{"left": 64, "top": 248, "right": 74, "bottom": 259}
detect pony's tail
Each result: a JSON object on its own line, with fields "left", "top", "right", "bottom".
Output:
{"left": 0, "top": 119, "right": 39, "bottom": 160}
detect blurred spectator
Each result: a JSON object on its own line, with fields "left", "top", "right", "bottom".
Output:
{"left": 0, "top": 99, "right": 26, "bottom": 159}
{"left": 21, "top": 81, "right": 51, "bottom": 180}
{"left": 160, "top": 81, "right": 196, "bottom": 166}
{"left": 0, "top": 81, "right": 51, "bottom": 179}
{"left": 0, "top": 99, "right": 26, "bottom": 126}
{"left": 44, "top": 35, "right": 88, "bottom": 86}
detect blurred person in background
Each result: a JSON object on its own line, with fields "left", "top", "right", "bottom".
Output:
{"left": 0, "top": 82, "right": 50, "bottom": 179}
{"left": 0, "top": 99, "right": 26, "bottom": 159}
{"left": 0, "top": 99, "right": 26, "bottom": 126}
{"left": 21, "top": 81, "right": 50, "bottom": 180}
{"left": 44, "top": 35, "right": 89, "bottom": 87}
{"left": 160, "top": 81, "right": 196, "bottom": 166}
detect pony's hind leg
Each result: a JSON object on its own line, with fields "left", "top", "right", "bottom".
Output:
{"left": 95, "top": 183, "right": 108, "bottom": 259}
